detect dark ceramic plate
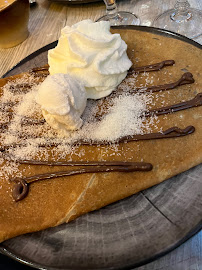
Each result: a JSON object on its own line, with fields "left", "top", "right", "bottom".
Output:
{"left": 0, "top": 26, "right": 202, "bottom": 270}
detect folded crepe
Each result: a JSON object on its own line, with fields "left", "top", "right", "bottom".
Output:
{"left": 0, "top": 28, "right": 201, "bottom": 243}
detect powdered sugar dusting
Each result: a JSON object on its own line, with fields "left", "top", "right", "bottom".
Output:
{"left": 0, "top": 72, "right": 160, "bottom": 181}
{"left": 69, "top": 93, "right": 154, "bottom": 142}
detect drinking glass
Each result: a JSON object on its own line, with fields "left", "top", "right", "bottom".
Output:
{"left": 0, "top": 0, "right": 30, "bottom": 48}
{"left": 96, "top": 0, "right": 140, "bottom": 26}
{"left": 152, "top": 0, "right": 202, "bottom": 39}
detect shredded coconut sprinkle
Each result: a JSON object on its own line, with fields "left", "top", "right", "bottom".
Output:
{"left": 0, "top": 72, "right": 160, "bottom": 180}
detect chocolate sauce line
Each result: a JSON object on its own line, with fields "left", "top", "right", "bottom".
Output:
{"left": 15, "top": 160, "right": 139, "bottom": 166}
{"left": 2, "top": 59, "right": 198, "bottom": 203}
{"left": 11, "top": 162, "right": 153, "bottom": 202}
{"left": 4, "top": 71, "right": 199, "bottom": 203}
{"left": 9, "top": 125, "right": 195, "bottom": 203}
{"left": 128, "top": 60, "right": 175, "bottom": 74}
{"left": 21, "top": 117, "right": 45, "bottom": 126}
{"left": 74, "top": 126, "right": 195, "bottom": 145}
{"left": 9, "top": 84, "right": 32, "bottom": 94}
{"left": 31, "top": 60, "right": 175, "bottom": 75}
{"left": 8, "top": 124, "right": 196, "bottom": 203}
{"left": 0, "top": 73, "right": 195, "bottom": 129}
{"left": 30, "top": 66, "right": 49, "bottom": 78}
{"left": 95, "top": 90, "right": 200, "bottom": 121}
{"left": 0, "top": 125, "right": 195, "bottom": 153}
{"left": 107, "top": 126, "right": 195, "bottom": 144}
{"left": 0, "top": 122, "right": 10, "bottom": 130}
{"left": 0, "top": 92, "right": 200, "bottom": 145}
{"left": 0, "top": 102, "right": 15, "bottom": 112}
{"left": 0, "top": 72, "right": 195, "bottom": 130}
{"left": 145, "top": 92, "right": 202, "bottom": 117}
{"left": 0, "top": 117, "right": 45, "bottom": 130}
{"left": 130, "top": 72, "right": 194, "bottom": 94}
{"left": 31, "top": 65, "right": 49, "bottom": 73}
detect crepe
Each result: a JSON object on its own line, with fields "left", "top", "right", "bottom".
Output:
{"left": 0, "top": 28, "right": 201, "bottom": 243}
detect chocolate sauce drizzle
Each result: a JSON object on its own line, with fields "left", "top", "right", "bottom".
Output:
{"left": 9, "top": 124, "right": 195, "bottom": 202}
{"left": 75, "top": 126, "right": 195, "bottom": 145}
{"left": 12, "top": 179, "right": 28, "bottom": 202}
{"left": 11, "top": 161, "right": 153, "bottom": 202}
{"left": 31, "top": 65, "right": 49, "bottom": 77}
{"left": 0, "top": 72, "right": 193, "bottom": 117}
{"left": 145, "top": 92, "right": 202, "bottom": 117}
{"left": 2, "top": 60, "right": 200, "bottom": 203}
{"left": 21, "top": 117, "right": 45, "bottom": 126}
{"left": 30, "top": 60, "right": 175, "bottom": 75}
{"left": 95, "top": 92, "right": 201, "bottom": 122}
{"left": 128, "top": 60, "right": 175, "bottom": 74}
{"left": 1, "top": 90, "right": 199, "bottom": 134}
{"left": 0, "top": 101, "right": 15, "bottom": 112}
{"left": 131, "top": 72, "right": 194, "bottom": 94}
{"left": 31, "top": 66, "right": 49, "bottom": 73}
{"left": 0, "top": 122, "right": 10, "bottom": 130}
{"left": 9, "top": 84, "right": 32, "bottom": 94}
{"left": 0, "top": 125, "right": 195, "bottom": 153}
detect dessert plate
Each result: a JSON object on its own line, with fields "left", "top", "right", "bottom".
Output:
{"left": 0, "top": 26, "right": 202, "bottom": 270}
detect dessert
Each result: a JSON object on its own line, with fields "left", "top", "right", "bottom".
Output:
{"left": 0, "top": 25, "right": 201, "bottom": 244}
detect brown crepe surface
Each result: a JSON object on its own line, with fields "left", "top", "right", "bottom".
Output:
{"left": 0, "top": 29, "right": 201, "bottom": 243}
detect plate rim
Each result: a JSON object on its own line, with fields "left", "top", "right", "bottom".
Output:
{"left": 0, "top": 25, "right": 202, "bottom": 270}
{"left": 0, "top": 218, "right": 201, "bottom": 270}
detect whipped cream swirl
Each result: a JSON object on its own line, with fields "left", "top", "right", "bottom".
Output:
{"left": 48, "top": 19, "right": 132, "bottom": 99}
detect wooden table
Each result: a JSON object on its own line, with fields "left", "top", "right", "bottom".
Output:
{"left": 0, "top": 0, "right": 201, "bottom": 269}
{"left": 0, "top": 0, "right": 202, "bottom": 77}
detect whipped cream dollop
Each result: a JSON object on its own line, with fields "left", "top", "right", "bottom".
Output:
{"left": 48, "top": 19, "right": 132, "bottom": 99}
{"left": 36, "top": 73, "right": 87, "bottom": 131}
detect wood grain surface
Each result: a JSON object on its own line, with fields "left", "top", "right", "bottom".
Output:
{"left": 0, "top": 0, "right": 202, "bottom": 269}
{"left": 0, "top": 0, "right": 202, "bottom": 77}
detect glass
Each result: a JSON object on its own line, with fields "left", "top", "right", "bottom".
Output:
{"left": 96, "top": 0, "right": 140, "bottom": 26}
{"left": 152, "top": 0, "right": 202, "bottom": 39}
{"left": 0, "top": 0, "right": 30, "bottom": 49}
